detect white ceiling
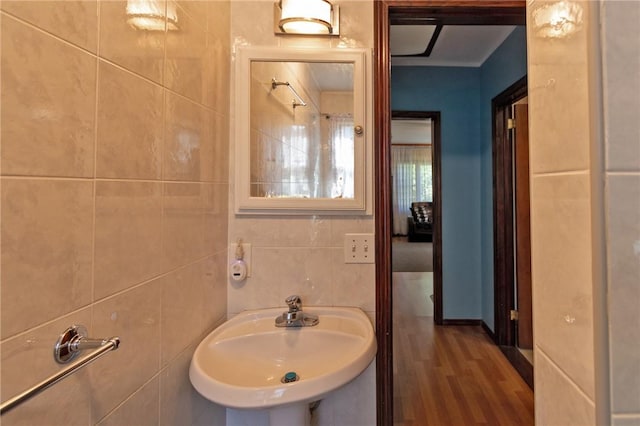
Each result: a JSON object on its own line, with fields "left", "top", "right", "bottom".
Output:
{"left": 391, "top": 25, "right": 517, "bottom": 67}
{"left": 391, "top": 119, "right": 432, "bottom": 145}
{"left": 298, "top": 25, "right": 519, "bottom": 90}
{"left": 307, "top": 62, "right": 353, "bottom": 92}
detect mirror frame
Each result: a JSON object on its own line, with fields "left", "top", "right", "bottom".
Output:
{"left": 234, "top": 46, "right": 372, "bottom": 215}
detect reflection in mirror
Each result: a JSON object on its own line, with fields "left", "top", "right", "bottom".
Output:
{"left": 235, "top": 47, "right": 369, "bottom": 214}
{"left": 249, "top": 61, "right": 355, "bottom": 199}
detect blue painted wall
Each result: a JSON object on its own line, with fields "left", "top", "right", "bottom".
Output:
{"left": 391, "top": 27, "right": 527, "bottom": 324}
{"left": 392, "top": 67, "right": 483, "bottom": 319}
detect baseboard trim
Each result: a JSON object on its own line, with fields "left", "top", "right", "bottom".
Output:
{"left": 481, "top": 320, "right": 497, "bottom": 343}
{"left": 441, "top": 319, "right": 482, "bottom": 326}
{"left": 499, "top": 346, "right": 534, "bottom": 390}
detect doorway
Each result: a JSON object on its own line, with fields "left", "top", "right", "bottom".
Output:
{"left": 391, "top": 111, "right": 442, "bottom": 324}
{"left": 492, "top": 77, "right": 534, "bottom": 388}
{"left": 374, "top": 2, "right": 528, "bottom": 424}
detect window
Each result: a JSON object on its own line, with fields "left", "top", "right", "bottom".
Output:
{"left": 392, "top": 146, "right": 433, "bottom": 234}
{"left": 391, "top": 118, "right": 433, "bottom": 235}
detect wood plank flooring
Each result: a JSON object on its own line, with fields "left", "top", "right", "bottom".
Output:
{"left": 393, "top": 272, "right": 534, "bottom": 426}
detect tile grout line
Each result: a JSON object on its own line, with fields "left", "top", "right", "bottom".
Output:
{"left": 0, "top": 176, "right": 95, "bottom": 181}
{"left": 158, "top": 3, "right": 169, "bottom": 419}
{"left": 531, "top": 169, "right": 590, "bottom": 178}
{"left": 0, "top": 253, "right": 222, "bottom": 345}
{"left": 91, "top": 0, "right": 102, "bottom": 339}
{"left": 95, "top": 367, "right": 161, "bottom": 425}
{"left": 605, "top": 170, "right": 640, "bottom": 176}
{"left": 0, "top": 176, "right": 227, "bottom": 185}
{"left": 1, "top": 10, "right": 216, "bottom": 112}
{"left": 97, "top": 56, "right": 218, "bottom": 112}
{"left": 89, "top": 23, "right": 100, "bottom": 426}
{"left": 535, "top": 344, "right": 597, "bottom": 407}
{"left": 0, "top": 9, "right": 98, "bottom": 57}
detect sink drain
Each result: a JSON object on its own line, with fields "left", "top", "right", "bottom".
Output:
{"left": 281, "top": 372, "right": 299, "bottom": 383}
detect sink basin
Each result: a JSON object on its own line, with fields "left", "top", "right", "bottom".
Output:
{"left": 189, "top": 306, "right": 376, "bottom": 409}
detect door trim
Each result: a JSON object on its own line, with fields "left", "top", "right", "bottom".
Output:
{"left": 391, "top": 111, "right": 442, "bottom": 324}
{"left": 492, "top": 76, "right": 528, "bottom": 347}
{"left": 374, "top": 3, "right": 526, "bottom": 425}
{"left": 492, "top": 76, "right": 534, "bottom": 389}
{"left": 374, "top": 4, "right": 393, "bottom": 423}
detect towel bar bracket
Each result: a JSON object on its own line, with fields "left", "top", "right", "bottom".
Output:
{"left": 270, "top": 78, "right": 307, "bottom": 109}
{"left": 1, "top": 325, "right": 120, "bottom": 416}
{"left": 54, "top": 324, "right": 115, "bottom": 364}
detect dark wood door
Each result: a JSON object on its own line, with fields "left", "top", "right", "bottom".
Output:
{"left": 514, "top": 104, "right": 533, "bottom": 349}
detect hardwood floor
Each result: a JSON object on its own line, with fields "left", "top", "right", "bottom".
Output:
{"left": 393, "top": 272, "right": 534, "bottom": 426}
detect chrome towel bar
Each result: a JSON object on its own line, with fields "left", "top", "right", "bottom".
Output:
{"left": 271, "top": 77, "right": 307, "bottom": 109}
{"left": 0, "top": 325, "right": 120, "bottom": 416}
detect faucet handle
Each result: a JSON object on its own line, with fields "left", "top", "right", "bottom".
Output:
{"left": 285, "top": 295, "right": 302, "bottom": 312}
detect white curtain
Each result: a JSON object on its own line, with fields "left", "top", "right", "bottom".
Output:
{"left": 391, "top": 146, "right": 433, "bottom": 235}
{"left": 325, "top": 116, "right": 354, "bottom": 198}
{"left": 281, "top": 124, "right": 313, "bottom": 198}
{"left": 260, "top": 116, "right": 354, "bottom": 199}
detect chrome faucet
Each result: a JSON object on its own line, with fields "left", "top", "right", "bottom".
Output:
{"left": 275, "top": 295, "right": 319, "bottom": 327}
{"left": 286, "top": 295, "right": 302, "bottom": 313}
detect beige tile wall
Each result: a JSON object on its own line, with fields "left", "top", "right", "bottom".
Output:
{"left": 0, "top": 1, "right": 229, "bottom": 424}
{"left": 527, "top": 1, "right": 599, "bottom": 424}
{"left": 229, "top": 0, "right": 375, "bottom": 314}
{"left": 249, "top": 61, "right": 321, "bottom": 197}
{"left": 228, "top": 2, "right": 376, "bottom": 425}
{"left": 528, "top": 1, "right": 640, "bottom": 424}
{"left": 601, "top": 0, "right": 640, "bottom": 423}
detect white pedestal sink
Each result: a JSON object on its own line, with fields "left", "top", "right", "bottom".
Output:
{"left": 189, "top": 306, "right": 376, "bottom": 426}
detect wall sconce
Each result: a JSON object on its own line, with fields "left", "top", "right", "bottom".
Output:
{"left": 274, "top": 0, "right": 340, "bottom": 36}
{"left": 126, "top": 0, "right": 179, "bottom": 31}
{"left": 532, "top": 1, "right": 583, "bottom": 39}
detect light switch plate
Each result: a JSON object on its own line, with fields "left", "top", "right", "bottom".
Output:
{"left": 344, "top": 233, "right": 375, "bottom": 264}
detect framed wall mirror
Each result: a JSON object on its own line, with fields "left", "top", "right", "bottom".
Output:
{"left": 234, "top": 46, "right": 371, "bottom": 215}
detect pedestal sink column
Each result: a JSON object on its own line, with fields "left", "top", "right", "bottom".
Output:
{"left": 268, "top": 403, "right": 310, "bottom": 426}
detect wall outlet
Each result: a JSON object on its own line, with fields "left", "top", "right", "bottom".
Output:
{"left": 229, "top": 243, "right": 251, "bottom": 277}
{"left": 344, "top": 233, "right": 375, "bottom": 264}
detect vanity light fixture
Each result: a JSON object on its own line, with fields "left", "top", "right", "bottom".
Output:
{"left": 126, "top": 0, "right": 179, "bottom": 31}
{"left": 532, "top": 1, "right": 583, "bottom": 39}
{"left": 274, "top": 0, "right": 340, "bottom": 36}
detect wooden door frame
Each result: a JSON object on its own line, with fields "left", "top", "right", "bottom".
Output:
{"left": 374, "top": 2, "right": 526, "bottom": 425}
{"left": 492, "top": 76, "right": 528, "bottom": 347}
{"left": 391, "top": 110, "right": 443, "bottom": 324}
{"left": 492, "top": 76, "right": 534, "bottom": 389}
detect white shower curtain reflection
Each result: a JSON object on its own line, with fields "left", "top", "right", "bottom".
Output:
{"left": 392, "top": 146, "right": 432, "bottom": 235}
{"left": 283, "top": 124, "right": 314, "bottom": 197}
{"left": 325, "top": 116, "right": 354, "bottom": 198}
